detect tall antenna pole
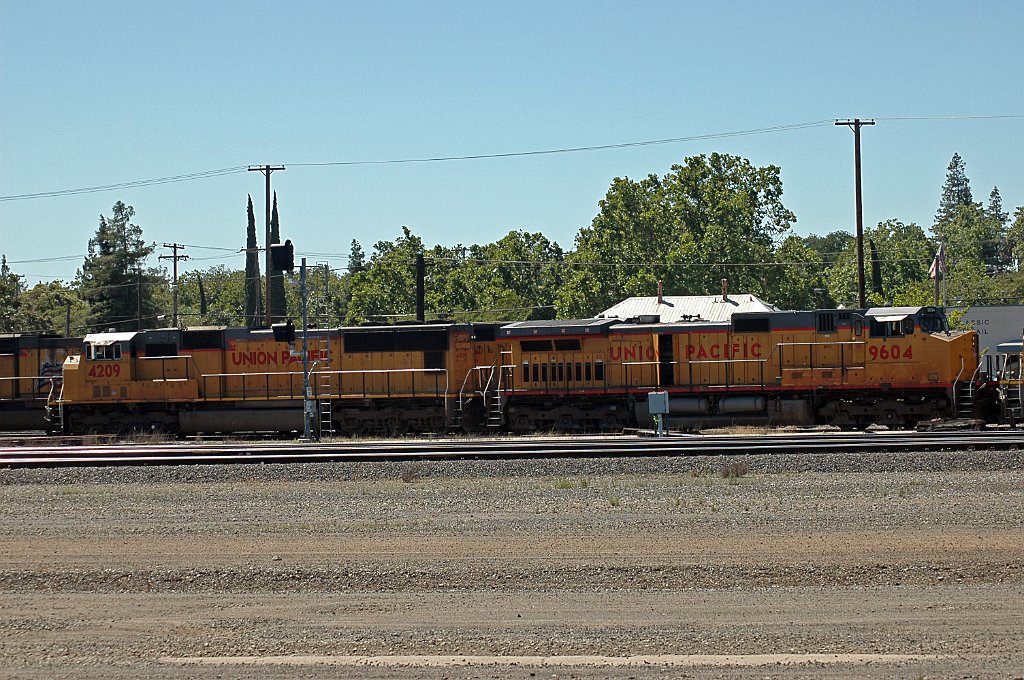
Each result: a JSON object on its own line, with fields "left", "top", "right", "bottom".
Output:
{"left": 835, "top": 118, "right": 875, "bottom": 308}
{"left": 159, "top": 243, "right": 189, "bottom": 327}
{"left": 248, "top": 164, "right": 285, "bottom": 326}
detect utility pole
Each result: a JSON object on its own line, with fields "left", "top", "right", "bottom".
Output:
{"left": 159, "top": 243, "right": 190, "bottom": 327}
{"left": 415, "top": 253, "right": 425, "bottom": 323}
{"left": 835, "top": 118, "right": 875, "bottom": 308}
{"left": 136, "top": 268, "right": 142, "bottom": 331}
{"left": 248, "top": 164, "right": 285, "bottom": 326}
{"left": 299, "top": 257, "right": 316, "bottom": 441}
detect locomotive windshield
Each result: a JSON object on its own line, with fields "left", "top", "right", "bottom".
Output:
{"left": 917, "top": 307, "right": 948, "bottom": 333}
{"left": 86, "top": 342, "right": 121, "bottom": 361}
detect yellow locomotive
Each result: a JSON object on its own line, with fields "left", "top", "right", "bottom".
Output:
{"left": 499, "top": 305, "right": 977, "bottom": 430}
{"left": 52, "top": 323, "right": 505, "bottom": 435}
{"left": 0, "top": 333, "right": 78, "bottom": 430}
{"left": 49, "top": 304, "right": 981, "bottom": 435}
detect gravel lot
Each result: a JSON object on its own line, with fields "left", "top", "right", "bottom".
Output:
{"left": 1, "top": 444, "right": 1023, "bottom": 679}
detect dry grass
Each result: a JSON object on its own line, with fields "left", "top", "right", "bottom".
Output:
{"left": 400, "top": 462, "right": 425, "bottom": 483}
{"left": 720, "top": 462, "right": 749, "bottom": 479}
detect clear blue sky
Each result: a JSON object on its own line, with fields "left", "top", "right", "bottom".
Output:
{"left": 2, "top": 0, "right": 1022, "bottom": 285}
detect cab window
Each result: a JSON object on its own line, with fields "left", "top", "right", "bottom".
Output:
{"left": 87, "top": 343, "right": 122, "bottom": 360}
{"left": 869, "top": 319, "right": 904, "bottom": 338}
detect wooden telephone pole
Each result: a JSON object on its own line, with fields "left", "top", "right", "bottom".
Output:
{"left": 835, "top": 118, "right": 874, "bottom": 308}
{"left": 159, "top": 243, "right": 189, "bottom": 327}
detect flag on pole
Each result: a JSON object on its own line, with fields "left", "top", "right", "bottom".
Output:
{"left": 928, "top": 243, "right": 947, "bottom": 279}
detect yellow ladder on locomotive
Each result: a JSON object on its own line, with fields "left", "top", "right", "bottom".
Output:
{"left": 310, "top": 287, "right": 336, "bottom": 437}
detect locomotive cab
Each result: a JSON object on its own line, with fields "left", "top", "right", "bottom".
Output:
{"left": 73, "top": 332, "right": 135, "bottom": 384}
{"left": 995, "top": 340, "right": 1022, "bottom": 423}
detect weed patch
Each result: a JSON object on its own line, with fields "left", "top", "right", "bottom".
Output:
{"left": 721, "top": 462, "right": 749, "bottom": 479}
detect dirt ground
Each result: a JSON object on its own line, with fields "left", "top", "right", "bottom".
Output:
{"left": 1, "top": 451, "right": 1022, "bottom": 679}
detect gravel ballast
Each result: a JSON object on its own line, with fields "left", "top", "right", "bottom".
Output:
{"left": 1, "top": 445, "right": 1022, "bottom": 679}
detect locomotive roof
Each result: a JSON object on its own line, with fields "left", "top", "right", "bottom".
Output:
{"left": 599, "top": 294, "right": 777, "bottom": 323}
{"left": 82, "top": 332, "right": 137, "bottom": 345}
{"left": 864, "top": 306, "right": 935, "bottom": 317}
{"left": 609, "top": 320, "right": 732, "bottom": 332}
{"left": 500, "top": 319, "right": 619, "bottom": 337}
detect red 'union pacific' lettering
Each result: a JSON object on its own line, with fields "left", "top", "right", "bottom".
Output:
{"left": 685, "top": 343, "right": 762, "bottom": 360}
{"left": 230, "top": 349, "right": 331, "bottom": 366}
{"left": 231, "top": 350, "right": 280, "bottom": 366}
{"left": 610, "top": 344, "right": 657, "bottom": 362}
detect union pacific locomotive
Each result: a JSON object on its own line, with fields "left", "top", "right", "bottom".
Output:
{"left": 0, "top": 333, "right": 79, "bottom": 430}
{"left": 42, "top": 303, "right": 988, "bottom": 435}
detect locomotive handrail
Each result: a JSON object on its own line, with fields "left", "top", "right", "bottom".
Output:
{"left": 457, "top": 352, "right": 514, "bottom": 425}
{"left": 951, "top": 357, "right": 967, "bottom": 414}
{"left": 311, "top": 367, "right": 448, "bottom": 400}
{"left": 621, "top": 339, "right": 867, "bottom": 390}
{"left": 0, "top": 375, "right": 54, "bottom": 402}
{"left": 194, "top": 367, "right": 448, "bottom": 402}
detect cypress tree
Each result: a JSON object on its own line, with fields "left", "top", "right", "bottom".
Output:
{"left": 869, "top": 239, "right": 884, "bottom": 297}
{"left": 269, "top": 192, "right": 287, "bottom": 323}
{"left": 197, "top": 274, "right": 208, "bottom": 317}
{"left": 244, "top": 195, "right": 262, "bottom": 327}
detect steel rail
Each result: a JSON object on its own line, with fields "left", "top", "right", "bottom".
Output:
{"left": 0, "top": 431, "right": 1020, "bottom": 469}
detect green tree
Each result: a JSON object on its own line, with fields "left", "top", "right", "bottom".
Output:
{"left": 244, "top": 195, "right": 262, "bottom": 327}
{"left": 345, "top": 227, "right": 424, "bottom": 323}
{"left": 348, "top": 240, "right": 366, "bottom": 274}
{"left": 802, "top": 231, "right": 854, "bottom": 267}
{"left": 935, "top": 152, "right": 974, "bottom": 225}
{"left": 177, "top": 266, "right": 248, "bottom": 326}
{"left": 825, "top": 220, "right": 933, "bottom": 306}
{"left": 15, "top": 281, "right": 88, "bottom": 334}
{"left": 770, "top": 236, "right": 828, "bottom": 310}
{"left": 0, "top": 256, "right": 24, "bottom": 332}
{"left": 987, "top": 186, "right": 1009, "bottom": 226}
{"left": 282, "top": 262, "right": 351, "bottom": 327}
{"left": 985, "top": 269, "right": 1024, "bottom": 306}
{"left": 464, "top": 230, "right": 564, "bottom": 320}
{"left": 556, "top": 154, "right": 795, "bottom": 317}
{"left": 933, "top": 203, "right": 1002, "bottom": 271}
{"left": 77, "top": 202, "right": 168, "bottom": 332}
{"left": 343, "top": 228, "right": 563, "bottom": 324}
{"left": 1007, "top": 207, "right": 1024, "bottom": 271}
{"left": 268, "top": 191, "right": 287, "bottom": 323}
{"left": 986, "top": 187, "right": 1013, "bottom": 271}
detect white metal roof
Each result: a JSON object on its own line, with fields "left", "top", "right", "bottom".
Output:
{"left": 599, "top": 295, "right": 777, "bottom": 324}
{"left": 83, "top": 332, "right": 136, "bottom": 346}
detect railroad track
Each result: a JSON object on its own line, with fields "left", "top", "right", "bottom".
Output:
{"left": 0, "top": 430, "right": 1020, "bottom": 468}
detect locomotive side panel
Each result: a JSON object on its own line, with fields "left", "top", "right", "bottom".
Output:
{"left": 1, "top": 334, "right": 80, "bottom": 430}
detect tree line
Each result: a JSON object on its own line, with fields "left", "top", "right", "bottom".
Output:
{"left": 2, "top": 152, "right": 1022, "bottom": 335}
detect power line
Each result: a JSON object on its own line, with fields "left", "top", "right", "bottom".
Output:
{"left": 871, "top": 114, "right": 1024, "bottom": 121}
{"left": 287, "top": 120, "right": 835, "bottom": 167}
{"left": 0, "top": 120, "right": 833, "bottom": 202}
{"left": 0, "top": 166, "right": 248, "bottom": 202}
{"left": 3, "top": 114, "right": 1020, "bottom": 203}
